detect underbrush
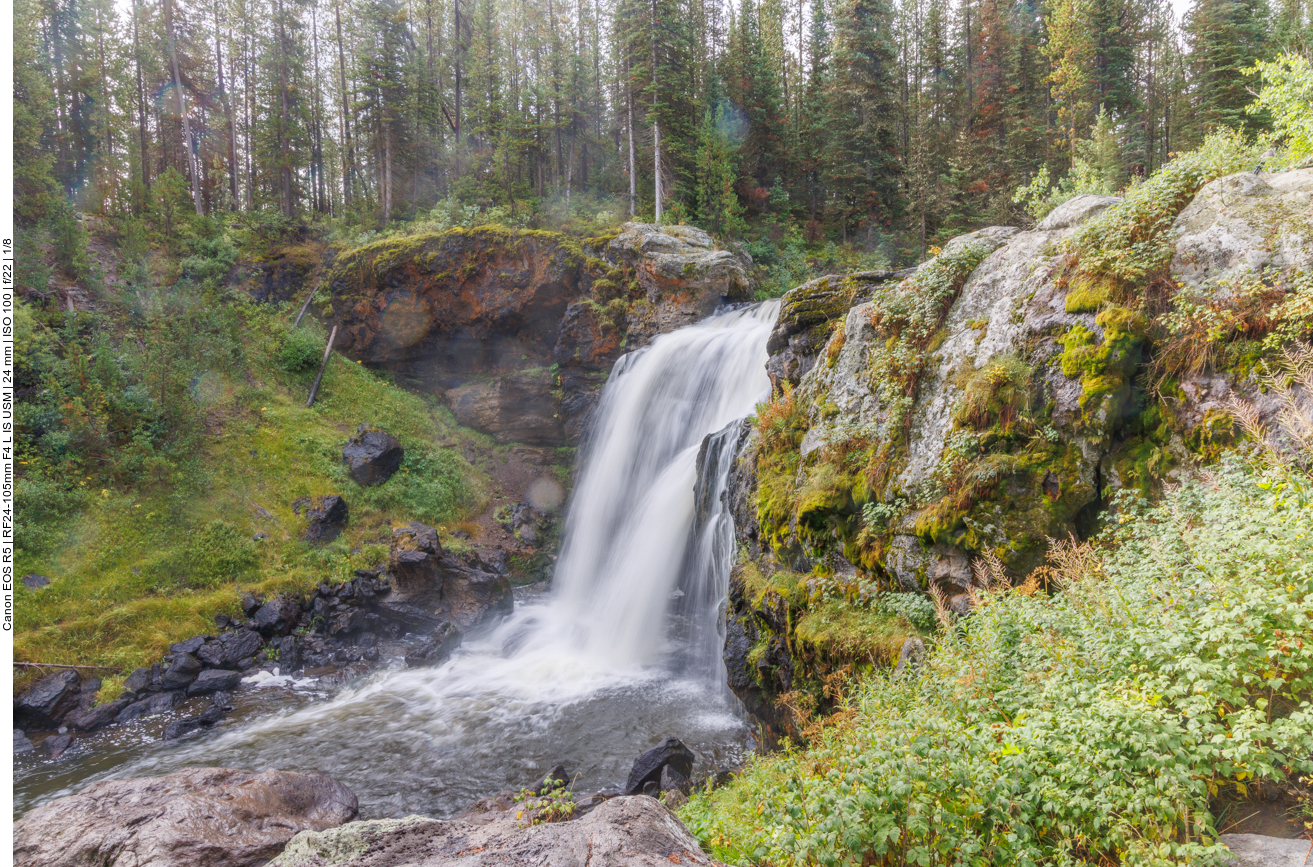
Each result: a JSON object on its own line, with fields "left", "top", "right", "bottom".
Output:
{"left": 15, "top": 289, "right": 489, "bottom": 690}
{"left": 684, "top": 457, "right": 1313, "bottom": 865}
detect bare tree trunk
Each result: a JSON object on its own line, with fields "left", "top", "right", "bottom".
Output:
{"left": 626, "top": 60, "right": 636, "bottom": 217}
{"left": 133, "top": 0, "right": 150, "bottom": 199}
{"left": 165, "top": 0, "right": 204, "bottom": 215}
{"left": 335, "top": 2, "right": 354, "bottom": 208}
{"left": 215, "top": 3, "right": 239, "bottom": 209}
{"left": 650, "top": 0, "right": 662, "bottom": 223}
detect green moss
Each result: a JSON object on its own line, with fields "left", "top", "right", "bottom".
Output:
{"left": 1063, "top": 273, "right": 1113, "bottom": 313}
{"left": 1058, "top": 307, "right": 1148, "bottom": 417}
{"left": 794, "top": 598, "right": 912, "bottom": 666}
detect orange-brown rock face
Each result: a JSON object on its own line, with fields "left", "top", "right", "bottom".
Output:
{"left": 326, "top": 224, "right": 753, "bottom": 445}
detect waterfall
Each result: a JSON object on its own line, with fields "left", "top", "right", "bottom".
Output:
{"left": 21, "top": 300, "right": 781, "bottom": 819}
{"left": 548, "top": 300, "right": 779, "bottom": 672}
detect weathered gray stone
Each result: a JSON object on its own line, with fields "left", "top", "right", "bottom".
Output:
{"left": 1220, "top": 833, "right": 1312, "bottom": 867}
{"left": 387, "top": 523, "right": 512, "bottom": 630}
{"left": 14, "top": 767, "right": 358, "bottom": 867}
{"left": 342, "top": 424, "right": 405, "bottom": 486}
{"left": 268, "top": 796, "right": 719, "bottom": 867}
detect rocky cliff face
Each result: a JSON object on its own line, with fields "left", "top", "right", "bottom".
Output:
{"left": 327, "top": 224, "right": 753, "bottom": 446}
{"left": 722, "top": 171, "right": 1313, "bottom": 729}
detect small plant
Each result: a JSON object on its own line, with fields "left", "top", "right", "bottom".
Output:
{"left": 279, "top": 324, "right": 325, "bottom": 373}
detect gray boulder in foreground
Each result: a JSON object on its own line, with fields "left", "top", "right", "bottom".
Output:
{"left": 1220, "top": 834, "right": 1312, "bottom": 867}
{"left": 269, "top": 795, "right": 722, "bottom": 867}
{"left": 14, "top": 767, "right": 358, "bottom": 867}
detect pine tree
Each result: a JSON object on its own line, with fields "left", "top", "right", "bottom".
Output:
{"left": 1185, "top": 0, "right": 1273, "bottom": 134}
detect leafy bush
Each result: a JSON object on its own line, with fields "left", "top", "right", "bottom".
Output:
{"left": 684, "top": 458, "right": 1313, "bottom": 866}
{"left": 279, "top": 324, "right": 326, "bottom": 372}
{"left": 1246, "top": 53, "right": 1313, "bottom": 166}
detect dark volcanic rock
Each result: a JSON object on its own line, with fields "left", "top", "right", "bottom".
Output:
{"left": 14, "top": 728, "right": 34, "bottom": 755}
{"left": 22, "top": 573, "right": 50, "bottom": 590}
{"left": 266, "top": 795, "right": 718, "bottom": 867}
{"left": 252, "top": 595, "right": 302, "bottom": 636}
{"left": 169, "top": 636, "right": 208, "bottom": 655}
{"left": 302, "top": 495, "right": 348, "bottom": 543}
{"left": 403, "top": 621, "right": 462, "bottom": 669}
{"left": 68, "top": 699, "right": 131, "bottom": 733}
{"left": 116, "top": 691, "right": 181, "bottom": 724}
{"left": 198, "top": 630, "right": 264, "bottom": 669}
{"left": 387, "top": 522, "right": 513, "bottom": 629}
{"left": 41, "top": 734, "right": 76, "bottom": 759}
{"left": 624, "top": 737, "right": 696, "bottom": 797}
{"left": 121, "top": 666, "right": 153, "bottom": 695}
{"left": 187, "top": 669, "right": 243, "bottom": 697}
{"left": 13, "top": 767, "right": 359, "bottom": 867}
{"left": 15, "top": 670, "right": 83, "bottom": 731}
{"left": 157, "top": 653, "right": 201, "bottom": 690}
{"left": 342, "top": 424, "right": 404, "bottom": 487}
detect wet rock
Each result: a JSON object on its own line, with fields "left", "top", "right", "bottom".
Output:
{"left": 269, "top": 635, "right": 301, "bottom": 672}
{"left": 303, "top": 495, "right": 349, "bottom": 543}
{"left": 187, "top": 669, "right": 242, "bottom": 697}
{"left": 536, "top": 764, "right": 570, "bottom": 795}
{"left": 403, "top": 621, "right": 462, "bottom": 669}
{"left": 169, "top": 635, "right": 208, "bottom": 655}
{"left": 241, "top": 592, "right": 263, "bottom": 617}
{"left": 253, "top": 595, "right": 302, "bottom": 637}
{"left": 660, "top": 764, "right": 692, "bottom": 796}
{"left": 158, "top": 652, "right": 201, "bottom": 691}
{"left": 21, "top": 573, "right": 50, "bottom": 590}
{"left": 268, "top": 796, "right": 718, "bottom": 867}
{"left": 198, "top": 629, "right": 264, "bottom": 669}
{"left": 14, "top": 728, "right": 34, "bottom": 755}
{"left": 343, "top": 424, "right": 405, "bottom": 487}
{"left": 554, "top": 301, "right": 625, "bottom": 370}
{"left": 215, "top": 613, "right": 232, "bottom": 629}
{"left": 447, "top": 372, "right": 567, "bottom": 446}
{"left": 624, "top": 737, "right": 696, "bottom": 797}
{"left": 121, "top": 666, "right": 154, "bottom": 697}
{"left": 14, "top": 767, "right": 359, "bottom": 867}
{"left": 116, "top": 691, "right": 181, "bottom": 724}
{"left": 387, "top": 522, "right": 513, "bottom": 630}
{"left": 68, "top": 699, "right": 131, "bottom": 733}
{"left": 162, "top": 705, "right": 226, "bottom": 740}
{"left": 41, "top": 734, "right": 75, "bottom": 759}
{"left": 15, "top": 670, "right": 83, "bottom": 731}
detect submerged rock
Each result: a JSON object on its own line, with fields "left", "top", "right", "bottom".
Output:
{"left": 342, "top": 424, "right": 405, "bottom": 486}
{"left": 268, "top": 796, "right": 718, "bottom": 867}
{"left": 403, "top": 621, "right": 462, "bottom": 669}
{"left": 14, "top": 768, "right": 358, "bottom": 867}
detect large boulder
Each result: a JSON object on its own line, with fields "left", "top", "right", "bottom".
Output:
{"left": 13, "top": 767, "right": 358, "bottom": 867}
{"left": 446, "top": 371, "right": 566, "bottom": 445}
{"left": 387, "top": 522, "right": 513, "bottom": 629}
{"left": 14, "top": 669, "right": 84, "bottom": 731}
{"left": 1170, "top": 169, "right": 1313, "bottom": 295}
{"left": 342, "top": 424, "right": 405, "bottom": 486}
{"left": 268, "top": 796, "right": 719, "bottom": 867}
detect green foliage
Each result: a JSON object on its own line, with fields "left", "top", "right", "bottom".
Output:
{"left": 1246, "top": 53, "right": 1313, "bottom": 165}
{"left": 1063, "top": 129, "right": 1266, "bottom": 287}
{"left": 684, "top": 459, "right": 1313, "bottom": 866}
{"left": 49, "top": 198, "right": 92, "bottom": 282}
{"left": 1011, "top": 108, "right": 1124, "bottom": 224}
{"left": 279, "top": 323, "right": 327, "bottom": 373}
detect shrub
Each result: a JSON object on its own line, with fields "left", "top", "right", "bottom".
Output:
{"left": 1246, "top": 53, "right": 1313, "bottom": 166}
{"left": 279, "top": 324, "right": 325, "bottom": 373}
{"left": 684, "top": 459, "right": 1313, "bottom": 866}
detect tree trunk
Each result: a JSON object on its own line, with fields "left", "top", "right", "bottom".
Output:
{"left": 627, "top": 60, "right": 636, "bottom": 217}
{"left": 215, "top": 4, "right": 239, "bottom": 209}
{"left": 335, "top": 2, "right": 354, "bottom": 208}
{"left": 651, "top": 0, "right": 662, "bottom": 223}
{"left": 132, "top": 0, "right": 150, "bottom": 199}
{"left": 165, "top": 0, "right": 204, "bottom": 215}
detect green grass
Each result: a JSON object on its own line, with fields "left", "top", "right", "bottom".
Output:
{"left": 15, "top": 309, "right": 490, "bottom": 696}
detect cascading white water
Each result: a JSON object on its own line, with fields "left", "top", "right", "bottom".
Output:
{"left": 15, "top": 300, "right": 781, "bottom": 819}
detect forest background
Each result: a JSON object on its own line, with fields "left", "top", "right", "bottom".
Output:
{"left": 13, "top": 0, "right": 1313, "bottom": 284}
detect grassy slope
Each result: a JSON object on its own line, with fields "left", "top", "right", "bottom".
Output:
{"left": 15, "top": 322, "right": 491, "bottom": 696}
